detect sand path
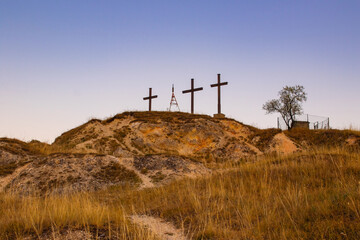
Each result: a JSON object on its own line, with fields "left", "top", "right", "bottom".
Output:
{"left": 131, "top": 215, "right": 187, "bottom": 240}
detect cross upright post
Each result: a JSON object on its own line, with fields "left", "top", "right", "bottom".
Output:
{"left": 182, "top": 78, "right": 203, "bottom": 114}
{"left": 143, "top": 88, "right": 158, "bottom": 111}
{"left": 210, "top": 73, "right": 228, "bottom": 117}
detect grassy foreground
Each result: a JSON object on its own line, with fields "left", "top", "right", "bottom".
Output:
{"left": 1, "top": 148, "right": 360, "bottom": 239}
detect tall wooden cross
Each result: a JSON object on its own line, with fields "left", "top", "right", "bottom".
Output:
{"left": 210, "top": 74, "right": 228, "bottom": 115}
{"left": 182, "top": 78, "right": 203, "bottom": 114}
{"left": 143, "top": 88, "right": 158, "bottom": 111}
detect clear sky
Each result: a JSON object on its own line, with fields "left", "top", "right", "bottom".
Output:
{"left": 1, "top": 1, "right": 359, "bottom": 142}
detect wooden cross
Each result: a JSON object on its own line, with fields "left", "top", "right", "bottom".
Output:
{"left": 182, "top": 78, "right": 203, "bottom": 114}
{"left": 143, "top": 88, "right": 158, "bottom": 111}
{"left": 210, "top": 74, "right": 228, "bottom": 115}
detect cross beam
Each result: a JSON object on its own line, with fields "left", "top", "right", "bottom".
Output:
{"left": 182, "top": 78, "right": 203, "bottom": 114}
{"left": 210, "top": 74, "right": 228, "bottom": 114}
{"left": 143, "top": 88, "right": 158, "bottom": 111}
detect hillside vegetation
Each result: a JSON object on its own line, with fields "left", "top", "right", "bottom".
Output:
{"left": 1, "top": 149, "right": 359, "bottom": 239}
{"left": 0, "top": 111, "right": 360, "bottom": 239}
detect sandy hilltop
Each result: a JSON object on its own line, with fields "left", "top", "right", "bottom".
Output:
{"left": 1, "top": 111, "right": 359, "bottom": 196}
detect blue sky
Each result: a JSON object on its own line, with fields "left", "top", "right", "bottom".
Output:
{"left": 0, "top": 1, "right": 359, "bottom": 142}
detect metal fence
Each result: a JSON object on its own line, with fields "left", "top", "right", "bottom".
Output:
{"left": 277, "top": 114, "right": 330, "bottom": 130}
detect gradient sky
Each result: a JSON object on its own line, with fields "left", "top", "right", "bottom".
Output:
{"left": 1, "top": 1, "right": 359, "bottom": 142}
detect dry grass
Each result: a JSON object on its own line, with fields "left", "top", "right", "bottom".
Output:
{"left": 28, "top": 139, "right": 94, "bottom": 156}
{"left": 0, "top": 192, "right": 157, "bottom": 239}
{"left": 104, "top": 111, "right": 217, "bottom": 124}
{"left": 0, "top": 138, "right": 40, "bottom": 158}
{"left": 52, "top": 119, "right": 101, "bottom": 148}
{"left": 0, "top": 138, "right": 80, "bottom": 159}
{"left": 1, "top": 147, "right": 359, "bottom": 239}
{"left": 284, "top": 128, "right": 360, "bottom": 148}
{"left": 110, "top": 148, "right": 359, "bottom": 239}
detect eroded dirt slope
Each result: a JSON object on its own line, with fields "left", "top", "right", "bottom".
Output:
{"left": 52, "top": 112, "right": 265, "bottom": 161}
{"left": 0, "top": 112, "right": 303, "bottom": 195}
{"left": 4, "top": 154, "right": 141, "bottom": 195}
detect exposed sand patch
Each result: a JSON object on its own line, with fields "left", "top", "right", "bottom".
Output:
{"left": 268, "top": 133, "right": 298, "bottom": 154}
{"left": 220, "top": 119, "right": 252, "bottom": 138}
{"left": 131, "top": 215, "right": 187, "bottom": 240}
{"left": 346, "top": 136, "right": 358, "bottom": 145}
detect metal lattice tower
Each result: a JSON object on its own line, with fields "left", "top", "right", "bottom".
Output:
{"left": 168, "top": 84, "right": 180, "bottom": 112}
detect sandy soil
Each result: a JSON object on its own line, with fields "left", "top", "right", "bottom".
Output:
{"left": 131, "top": 215, "right": 187, "bottom": 240}
{"left": 346, "top": 136, "right": 358, "bottom": 145}
{"left": 268, "top": 133, "right": 298, "bottom": 154}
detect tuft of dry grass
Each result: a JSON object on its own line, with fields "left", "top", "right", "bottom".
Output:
{"left": 104, "top": 111, "right": 217, "bottom": 124}
{"left": 0, "top": 192, "right": 157, "bottom": 239}
{"left": 27, "top": 142, "right": 76, "bottom": 155}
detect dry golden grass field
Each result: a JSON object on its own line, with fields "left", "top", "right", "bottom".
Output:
{"left": 0, "top": 148, "right": 359, "bottom": 239}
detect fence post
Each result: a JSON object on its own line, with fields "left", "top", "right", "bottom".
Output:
{"left": 277, "top": 117, "right": 279, "bottom": 129}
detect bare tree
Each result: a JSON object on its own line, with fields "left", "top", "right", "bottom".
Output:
{"left": 263, "top": 85, "right": 307, "bottom": 129}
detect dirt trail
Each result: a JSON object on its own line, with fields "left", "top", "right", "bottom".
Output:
{"left": 116, "top": 157, "right": 155, "bottom": 189}
{"left": 0, "top": 163, "right": 30, "bottom": 192}
{"left": 131, "top": 215, "right": 187, "bottom": 240}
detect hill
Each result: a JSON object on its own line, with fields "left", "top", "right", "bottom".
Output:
{"left": 1, "top": 111, "right": 360, "bottom": 196}
{"left": 52, "top": 111, "right": 302, "bottom": 157}
{"left": 0, "top": 111, "right": 360, "bottom": 239}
